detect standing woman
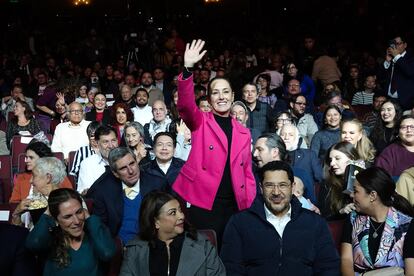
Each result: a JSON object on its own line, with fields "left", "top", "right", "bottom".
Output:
{"left": 26, "top": 188, "right": 115, "bottom": 275}
{"left": 173, "top": 40, "right": 256, "bottom": 246}
{"left": 369, "top": 99, "right": 402, "bottom": 155}
{"left": 6, "top": 99, "right": 41, "bottom": 149}
{"left": 311, "top": 105, "right": 342, "bottom": 162}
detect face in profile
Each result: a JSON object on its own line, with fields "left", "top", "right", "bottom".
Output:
{"left": 329, "top": 149, "right": 351, "bottom": 176}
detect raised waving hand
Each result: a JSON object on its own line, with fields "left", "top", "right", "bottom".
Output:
{"left": 184, "top": 39, "right": 207, "bottom": 68}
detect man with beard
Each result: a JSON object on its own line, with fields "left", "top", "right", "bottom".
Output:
{"left": 131, "top": 88, "right": 153, "bottom": 126}
{"left": 230, "top": 101, "right": 260, "bottom": 145}
{"left": 138, "top": 71, "right": 164, "bottom": 106}
{"left": 242, "top": 83, "right": 272, "bottom": 134}
{"left": 289, "top": 93, "right": 318, "bottom": 147}
{"left": 220, "top": 161, "right": 339, "bottom": 275}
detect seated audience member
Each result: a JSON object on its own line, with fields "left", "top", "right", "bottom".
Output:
{"left": 256, "top": 73, "right": 277, "bottom": 108}
{"left": 111, "top": 102, "right": 133, "bottom": 145}
{"left": 75, "top": 84, "right": 89, "bottom": 110}
{"left": 341, "top": 118, "right": 376, "bottom": 166}
{"left": 131, "top": 88, "right": 153, "bottom": 126}
{"left": 230, "top": 100, "right": 261, "bottom": 145}
{"left": 114, "top": 84, "right": 136, "bottom": 109}
{"left": 26, "top": 188, "right": 116, "bottom": 275}
{"left": 376, "top": 115, "right": 414, "bottom": 176}
{"left": 11, "top": 157, "right": 69, "bottom": 228}
{"left": 196, "top": 95, "right": 212, "bottom": 112}
{"left": 341, "top": 167, "right": 414, "bottom": 275}
{"left": 292, "top": 177, "right": 320, "bottom": 213}
{"left": 85, "top": 92, "right": 111, "bottom": 125}
{"left": 1, "top": 84, "right": 34, "bottom": 121}
{"left": 273, "top": 111, "right": 293, "bottom": 134}
{"left": 397, "top": 166, "right": 414, "bottom": 205}
{"left": 141, "top": 132, "right": 184, "bottom": 188}
{"left": 253, "top": 133, "right": 316, "bottom": 202}
{"left": 173, "top": 119, "right": 192, "bottom": 161}
{"left": 280, "top": 124, "right": 323, "bottom": 183}
{"left": 144, "top": 100, "right": 172, "bottom": 146}
{"left": 86, "top": 147, "right": 166, "bottom": 244}
{"left": 311, "top": 105, "right": 342, "bottom": 162}
{"left": 288, "top": 94, "right": 318, "bottom": 147}
{"left": 84, "top": 87, "right": 98, "bottom": 113}
{"left": 242, "top": 82, "right": 272, "bottom": 134}
{"left": 318, "top": 142, "right": 364, "bottom": 220}
{"left": 77, "top": 125, "right": 118, "bottom": 194}
{"left": 10, "top": 141, "right": 73, "bottom": 203}
{"left": 120, "top": 191, "right": 226, "bottom": 275}
{"left": 51, "top": 101, "right": 91, "bottom": 159}
{"left": 69, "top": 121, "right": 100, "bottom": 181}
{"left": 0, "top": 223, "right": 36, "bottom": 276}
{"left": 169, "top": 88, "right": 180, "bottom": 121}
{"left": 220, "top": 161, "right": 339, "bottom": 275}
{"left": 123, "top": 121, "right": 151, "bottom": 166}
{"left": 6, "top": 99, "right": 41, "bottom": 149}
{"left": 369, "top": 99, "right": 402, "bottom": 155}
{"left": 50, "top": 92, "right": 69, "bottom": 135}
{"left": 363, "top": 92, "right": 387, "bottom": 132}
{"left": 351, "top": 75, "right": 378, "bottom": 106}
{"left": 315, "top": 91, "right": 355, "bottom": 128}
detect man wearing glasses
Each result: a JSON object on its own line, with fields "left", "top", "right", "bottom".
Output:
{"left": 289, "top": 94, "right": 318, "bottom": 147}
{"left": 51, "top": 101, "right": 91, "bottom": 161}
{"left": 383, "top": 35, "right": 414, "bottom": 111}
{"left": 221, "top": 161, "right": 339, "bottom": 275}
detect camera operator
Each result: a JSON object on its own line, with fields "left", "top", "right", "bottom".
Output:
{"left": 383, "top": 35, "right": 414, "bottom": 111}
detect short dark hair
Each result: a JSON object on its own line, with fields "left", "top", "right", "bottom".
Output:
{"left": 135, "top": 87, "right": 149, "bottom": 98}
{"left": 139, "top": 190, "right": 196, "bottom": 245}
{"left": 259, "top": 161, "right": 294, "bottom": 184}
{"left": 26, "top": 141, "right": 53, "bottom": 157}
{"left": 86, "top": 121, "right": 101, "bottom": 138}
{"left": 257, "top": 133, "right": 287, "bottom": 161}
{"left": 94, "top": 125, "right": 117, "bottom": 141}
{"left": 108, "top": 147, "right": 136, "bottom": 172}
{"left": 196, "top": 95, "right": 209, "bottom": 107}
{"left": 153, "top": 131, "right": 176, "bottom": 148}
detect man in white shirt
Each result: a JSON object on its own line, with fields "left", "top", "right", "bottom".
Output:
{"left": 131, "top": 88, "right": 152, "bottom": 126}
{"left": 77, "top": 125, "right": 118, "bottom": 194}
{"left": 51, "top": 102, "right": 90, "bottom": 160}
{"left": 220, "top": 161, "right": 339, "bottom": 275}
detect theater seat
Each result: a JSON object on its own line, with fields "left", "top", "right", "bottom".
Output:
{"left": 328, "top": 219, "right": 345, "bottom": 254}
{"left": 198, "top": 229, "right": 218, "bottom": 248}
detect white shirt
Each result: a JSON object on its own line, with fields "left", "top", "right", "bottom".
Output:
{"left": 156, "top": 159, "right": 172, "bottom": 175}
{"left": 122, "top": 179, "right": 140, "bottom": 200}
{"left": 77, "top": 153, "right": 108, "bottom": 193}
{"left": 51, "top": 119, "right": 90, "bottom": 158}
{"left": 264, "top": 203, "right": 291, "bottom": 237}
{"left": 131, "top": 105, "right": 153, "bottom": 126}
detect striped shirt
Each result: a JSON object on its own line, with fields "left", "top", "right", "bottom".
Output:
{"left": 351, "top": 91, "right": 374, "bottom": 106}
{"left": 69, "top": 145, "right": 95, "bottom": 179}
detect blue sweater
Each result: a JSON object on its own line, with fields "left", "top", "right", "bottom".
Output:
{"left": 310, "top": 128, "right": 341, "bottom": 162}
{"left": 118, "top": 193, "right": 142, "bottom": 244}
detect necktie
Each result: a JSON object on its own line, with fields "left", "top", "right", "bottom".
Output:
{"left": 124, "top": 187, "right": 134, "bottom": 198}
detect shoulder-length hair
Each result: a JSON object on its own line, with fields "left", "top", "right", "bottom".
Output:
{"left": 324, "top": 141, "right": 360, "bottom": 213}
{"left": 370, "top": 99, "right": 402, "bottom": 146}
{"left": 111, "top": 102, "right": 134, "bottom": 125}
{"left": 12, "top": 99, "right": 34, "bottom": 122}
{"left": 341, "top": 118, "right": 376, "bottom": 163}
{"left": 139, "top": 191, "right": 196, "bottom": 246}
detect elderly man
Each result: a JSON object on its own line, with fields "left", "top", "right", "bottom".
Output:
{"left": 143, "top": 100, "right": 172, "bottom": 146}
{"left": 220, "top": 161, "right": 339, "bottom": 275}
{"left": 51, "top": 101, "right": 90, "bottom": 160}
{"left": 230, "top": 100, "right": 261, "bottom": 144}
{"left": 77, "top": 125, "right": 118, "bottom": 194}
{"left": 86, "top": 147, "right": 167, "bottom": 244}
{"left": 114, "top": 84, "right": 136, "bottom": 109}
{"left": 253, "top": 133, "right": 316, "bottom": 203}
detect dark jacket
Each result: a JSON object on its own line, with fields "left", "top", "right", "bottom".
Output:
{"left": 85, "top": 108, "right": 111, "bottom": 126}
{"left": 119, "top": 233, "right": 226, "bottom": 276}
{"left": 141, "top": 157, "right": 185, "bottom": 188}
{"left": 220, "top": 196, "right": 340, "bottom": 276}
{"left": 288, "top": 148, "right": 323, "bottom": 183}
{"left": 86, "top": 170, "right": 167, "bottom": 237}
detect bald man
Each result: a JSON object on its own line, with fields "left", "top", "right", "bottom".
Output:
{"left": 51, "top": 101, "right": 91, "bottom": 159}
{"left": 143, "top": 100, "right": 172, "bottom": 146}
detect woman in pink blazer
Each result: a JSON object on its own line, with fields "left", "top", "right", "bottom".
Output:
{"left": 173, "top": 39, "right": 256, "bottom": 246}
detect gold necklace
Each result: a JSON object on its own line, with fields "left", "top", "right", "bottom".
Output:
{"left": 369, "top": 218, "right": 385, "bottom": 239}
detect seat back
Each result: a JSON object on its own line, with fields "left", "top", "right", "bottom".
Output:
{"left": 107, "top": 237, "right": 123, "bottom": 276}
{"left": 0, "top": 155, "right": 12, "bottom": 203}
{"left": 11, "top": 136, "right": 33, "bottom": 169}
{"left": 198, "top": 229, "right": 218, "bottom": 248}
{"left": 328, "top": 219, "right": 346, "bottom": 254}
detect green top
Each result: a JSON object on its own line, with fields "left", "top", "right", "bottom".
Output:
{"left": 26, "top": 214, "right": 116, "bottom": 276}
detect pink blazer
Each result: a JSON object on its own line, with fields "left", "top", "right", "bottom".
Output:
{"left": 172, "top": 74, "right": 256, "bottom": 211}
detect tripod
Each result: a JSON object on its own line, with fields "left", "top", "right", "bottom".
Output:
{"left": 126, "top": 48, "right": 139, "bottom": 66}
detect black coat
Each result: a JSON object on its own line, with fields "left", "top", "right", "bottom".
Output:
{"left": 141, "top": 157, "right": 185, "bottom": 187}
{"left": 85, "top": 108, "right": 111, "bottom": 126}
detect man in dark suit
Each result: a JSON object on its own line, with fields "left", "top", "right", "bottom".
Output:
{"left": 86, "top": 147, "right": 167, "bottom": 244}
{"left": 383, "top": 35, "right": 414, "bottom": 111}
{"left": 0, "top": 223, "right": 36, "bottom": 276}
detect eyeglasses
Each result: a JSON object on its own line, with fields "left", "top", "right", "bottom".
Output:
{"left": 294, "top": 102, "right": 307, "bottom": 106}
{"left": 288, "top": 84, "right": 300, "bottom": 88}
{"left": 262, "top": 182, "right": 291, "bottom": 191}
{"left": 277, "top": 118, "right": 292, "bottom": 123}
{"left": 69, "top": 109, "right": 83, "bottom": 114}
{"left": 400, "top": 125, "right": 414, "bottom": 131}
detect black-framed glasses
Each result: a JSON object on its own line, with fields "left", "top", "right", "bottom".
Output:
{"left": 294, "top": 102, "right": 307, "bottom": 106}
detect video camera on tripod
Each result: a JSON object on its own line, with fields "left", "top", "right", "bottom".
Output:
{"left": 126, "top": 32, "right": 139, "bottom": 66}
